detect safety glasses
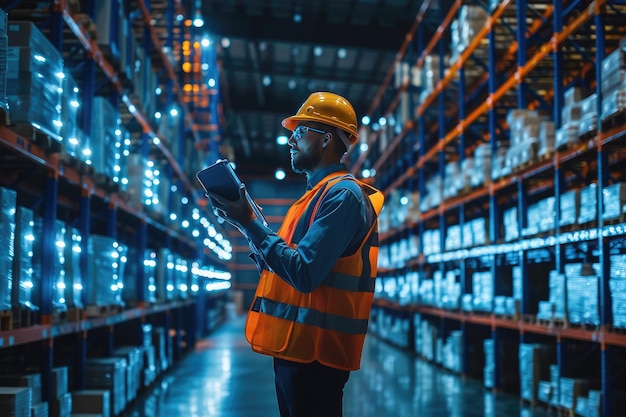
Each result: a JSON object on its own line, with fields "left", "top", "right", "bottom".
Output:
{"left": 292, "top": 126, "right": 326, "bottom": 141}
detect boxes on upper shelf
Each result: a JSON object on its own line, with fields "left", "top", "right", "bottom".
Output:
{"left": 602, "top": 183, "right": 626, "bottom": 220}
{"left": 6, "top": 21, "right": 64, "bottom": 143}
{"left": 601, "top": 37, "right": 626, "bottom": 95}
{"left": 559, "top": 190, "right": 580, "bottom": 227}
{"left": 0, "top": 186, "right": 17, "bottom": 311}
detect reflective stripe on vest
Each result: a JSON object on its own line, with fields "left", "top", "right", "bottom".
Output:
{"left": 251, "top": 297, "right": 370, "bottom": 334}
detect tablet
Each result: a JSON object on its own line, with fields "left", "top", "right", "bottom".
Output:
{"left": 196, "top": 159, "right": 269, "bottom": 226}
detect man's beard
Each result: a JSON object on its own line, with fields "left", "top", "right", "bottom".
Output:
{"left": 291, "top": 151, "right": 318, "bottom": 174}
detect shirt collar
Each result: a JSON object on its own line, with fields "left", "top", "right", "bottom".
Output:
{"left": 306, "top": 163, "right": 348, "bottom": 190}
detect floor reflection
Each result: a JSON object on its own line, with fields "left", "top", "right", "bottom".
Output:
{"left": 125, "top": 317, "right": 549, "bottom": 417}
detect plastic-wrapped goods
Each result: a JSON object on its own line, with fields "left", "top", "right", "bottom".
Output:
{"left": 548, "top": 271, "right": 566, "bottom": 319}
{"left": 87, "top": 96, "right": 123, "bottom": 179}
{"left": 0, "top": 187, "right": 16, "bottom": 311}
{"left": 11, "top": 206, "right": 35, "bottom": 310}
{"left": 61, "top": 72, "right": 80, "bottom": 156}
{"left": 175, "top": 256, "right": 189, "bottom": 300}
{"left": 85, "top": 235, "right": 124, "bottom": 307}
{"left": 0, "top": 11, "right": 8, "bottom": 112}
{"left": 600, "top": 38, "right": 626, "bottom": 95}
{"left": 472, "top": 271, "right": 493, "bottom": 312}
{"left": 0, "top": 373, "right": 41, "bottom": 406}
{"left": 559, "top": 190, "right": 579, "bottom": 227}
{"left": 6, "top": 21, "right": 64, "bottom": 142}
{"left": 51, "top": 366, "right": 68, "bottom": 399}
{"left": 122, "top": 248, "right": 158, "bottom": 304}
{"left": 504, "top": 206, "right": 519, "bottom": 242}
{"left": 567, "top": 275, "right": 600, "bottom": 326}
{"left": 602, "top": 182, "right": 626, "bottom": 220}
{"left": 555, "top": 124, "right": 579, "bottom": 149}
{"left": 50, "top": 392, "right": 71, "bottom": 417}
{"left": 609, "top": 278, "right": 626, "bottom": 328}
{"left": 442, "top": 331, "right": 463, "bottom": 373}
{"left": 86, "top": 357, "right": 127, "bottom": 416}
{"left": 156, "top": 248, "right": 176, "bottom": 301}
{"left": 493, "top": 295, "right": 507, "bottom": 315}
{"left": 30, "top": 399, "right": 47, "bottom": 417}
{"left": 601, "top": 88, "right": 626, "bottom": 121}
{"left": 564, "top": 86, "right": 583, "bottom": 106}
{"left": 578, "top": 93, "right": 598, "bottom": 137}
{"left": 471, "top": 217, "right": 487, "bottom": 245}
{"left": 113, "top": 345, "right": 143, "bottom": 403}
{"left": 550, "top": 364, "right": 560, "bottom": 406}
{"left": 125, "top": 153, "right": 147, "bottom": 211}
{"left": 445, "top": 224, "right": 462, "bottom": 251}
{"left": 537, "top": 380, "right": 553, "bottom": 404}
{"left": 63, "top": 227, "right": 83, "bottom": 309}
{"left": 418, "top": 279, "right": 435, "bottom": 306}
{"left": 519, "top": 343, "right": 554, "bottom": 402}
{"left": 472, "top": 144, "right": 491, "bottom": 183}
{"left": 559, "top": 377, "right": 589, "bottom": 411}
{"left": 586, "top": 390, "right": 602, "bottom": 417}
{"left": 0, "top": 387, "right": 31, "bottom": 417}
{"left": 538, "top": 121, "right": 555, "bottom": 157}
{"left": 53, "top": 221, "right": 67, "bottom": 313}
{"left": 578, "top": 183, "right": 598, "bottom": 224}
{"left": 29, "top": 219, "right": 70, "bottom": 313}
{"left": 462, "top": 222, "right": 473, "bottom": 248}
{"left": 491, "top": 145, "right": 509, "bottom": 180}
{"left": 513, "top": 265, "right": 523, "bottom": 301}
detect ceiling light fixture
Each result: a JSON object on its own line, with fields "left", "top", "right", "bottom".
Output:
{"left": 337, "top": 48, "right": 347, "bottom": 59}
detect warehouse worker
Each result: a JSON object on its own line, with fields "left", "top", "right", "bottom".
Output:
{"left": 206, "top": 91, "right": 384, "bottom": 417}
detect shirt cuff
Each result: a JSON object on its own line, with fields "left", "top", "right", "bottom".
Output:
{"left": 246, "top": 218, "right": 273, "bottom": 248}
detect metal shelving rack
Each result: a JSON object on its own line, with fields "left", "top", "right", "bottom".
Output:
{"left": 359, "top": 1, "right": 626, "bottom": 416}
{"left": 0, "top": 0, "right": 229, "bottom": 406}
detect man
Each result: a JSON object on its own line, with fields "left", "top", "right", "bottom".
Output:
{"left": 207, "top": 92, "right": 384, "bottom": 417}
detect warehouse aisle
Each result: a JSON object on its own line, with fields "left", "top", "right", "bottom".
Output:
{"left": 125, "top": 316, "right": 549, "bottom": 417}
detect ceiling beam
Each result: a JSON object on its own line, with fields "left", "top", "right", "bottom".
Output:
{"left": 220, "top": 60, "right": 386, "bottom": 88}
{"left": 199, "top": 10, "right": 408, "bottom": 51}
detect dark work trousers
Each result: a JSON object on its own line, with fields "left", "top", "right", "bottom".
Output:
{"left": 273, "top": 358, "right": 351, "bottom": 417}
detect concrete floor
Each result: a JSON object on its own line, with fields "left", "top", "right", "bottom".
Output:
{"left": 125, "top": 315, "right": 549, "bottom": 417}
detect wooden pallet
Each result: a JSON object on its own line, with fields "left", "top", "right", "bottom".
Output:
{"left": 11, "top": 308, "right": 37, "bottom": 329}
{"left": 537, "top": 317, "right": 568, "bottom": 329}
{"left": 85, "top": 304, "right": 123, "bottom": 318}
{"left": 93, "top": 173, "right": 120, "bottom": 193}
{"left": 0, "top": 310, "right": 13, "bottom": 331}
{"left": 601, "top": 108, "right": 626, "bottom": 132}
{"left": 10, "top": 123, "right": 63, "bottom": 153}
{"left": 59, "top": 152, "right": 94, "bottom": 176}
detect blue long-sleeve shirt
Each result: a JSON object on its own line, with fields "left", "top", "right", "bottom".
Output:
{"left": 245, "top": 163, "right": 375, "bottom": 293}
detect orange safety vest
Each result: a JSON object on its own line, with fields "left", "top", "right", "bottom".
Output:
{"left": 245, "top": 172, "right": 384, "bottom": 371}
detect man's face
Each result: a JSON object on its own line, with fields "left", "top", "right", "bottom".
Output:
{"left": 288, "top": 125, "right": 326, "bottom": 174}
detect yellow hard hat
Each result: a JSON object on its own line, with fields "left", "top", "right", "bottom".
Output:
{"left": 282, "top": 92, "right": 359, "bottom": 145}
